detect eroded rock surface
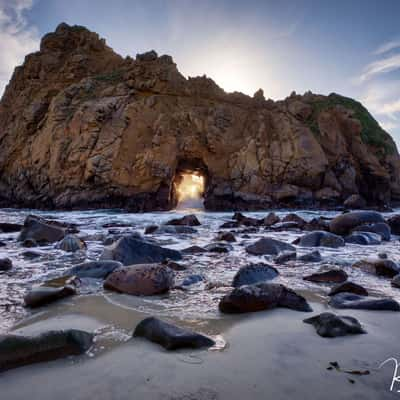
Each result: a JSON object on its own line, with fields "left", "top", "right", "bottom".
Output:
{"left": 0, "top": 23, "right": 399, "bottom": 211}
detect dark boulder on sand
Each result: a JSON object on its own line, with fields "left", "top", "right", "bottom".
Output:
{"left": 68, "top": 260, "right": 123, "bottom": 279}
{"left": 329, "top": 211, "right": 384, "bottom": 236}
{"left": 0, "top": 329, "right": 93, "bottom": 372}
{"left": 329, "top": 292, "right": 400, "bottom": 311}
{"left": 246, "top": 237, "right": 295, "bottom": 256}
{"left": 304, "top": 312, "right": 366, "bottom": 338}
{"left": 100, "top": 235, "right": 182, "bottom": 265}
{"left": 329, "top": 281, "right": 368, "bottom": 296}
{"left": 303, "top": 268, "right": 348, "bottom": 283}
{"left": 24, "top": 285, "right": 76, "bottom": 308}
{"left": 18, "top": 215, "right": 66, "bottom": 244}
{"left": 133, "top": 317, "right": 215, "bottom": 350}
{"left": 165, "top": 214, "right": 200, "bottom": 226}
{"left": 219, "top": 282, "right": 312, "bottom": 313}
{"left": 0, "top": 257, "right": 12, "bottom": 271}
{"left": 297, "top": 231, "right": 345, "bottom": 248}
{"left": 104, "top": 263, "right": 174, "bottom": 296}
{"left": 232, "top": 263, "right": 279, "bottom": 287}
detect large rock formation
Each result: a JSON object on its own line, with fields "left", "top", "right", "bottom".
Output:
{"left": 1, "top": 23, "right": 399, "bottom": 211}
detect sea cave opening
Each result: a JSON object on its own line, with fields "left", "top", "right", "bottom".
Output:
{"left": 172, "top": 159, "right": 208, "bottom": 210}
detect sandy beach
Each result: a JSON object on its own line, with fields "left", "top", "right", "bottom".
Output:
{"left": 1, "top": 293, "right": 399, "bottom": 400}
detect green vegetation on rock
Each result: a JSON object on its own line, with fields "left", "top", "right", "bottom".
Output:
{"left": 309, "top": 93, "right": 397, "bottom": 156}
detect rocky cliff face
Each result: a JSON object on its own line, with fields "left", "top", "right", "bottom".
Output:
{"left": 0, "top": 23, "right": 399, "bottom": 211}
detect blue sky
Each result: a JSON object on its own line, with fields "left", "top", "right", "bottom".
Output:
{"left": 1, "top": 0, "right": 400, "bottom": 146}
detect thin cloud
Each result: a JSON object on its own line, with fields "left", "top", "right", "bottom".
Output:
{"left": 0, "top": 0, "right": 39, "bottom": 97}
{"left": 359, "top": 52, "right": 400, "bottom": 82}
{"left": 374, "top": 39, "right": 400, "bottom": 55}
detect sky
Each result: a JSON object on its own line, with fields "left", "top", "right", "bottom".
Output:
{"left": 1, "top": 0, "right": 400, "bottom": 146}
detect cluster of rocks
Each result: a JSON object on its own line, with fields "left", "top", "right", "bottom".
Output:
{"left": 2, "top": 209, "right": 400, "bottom": 371}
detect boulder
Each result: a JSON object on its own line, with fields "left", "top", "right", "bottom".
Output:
{"left": 232, "top": 212, "right": 261, "bottom": 226}
{"left": 304, "top": 217, "right": 330, "bottom": 232}
{"left": 263, "top": 212, "right": 280, "bottom": 226}
{"left": 104, "top": 263, "right": 174, "bottom": 295}
{"left": 345, "top": 231, "right": 381, "bottom": 245}
{"left": 343, "top": 194, "right": 367, "bottom": 209}
{"left": 303, "top": 312, "right": 366, "bottom": 337}
{"left": 21, "top": 250, "right": 42, "bottom": 260}
{"left": 274, "top": 251, "right": 297, "bottom": 264}
{"left": 329, "top": 281, "right": 368, "bottom": 296}
{"left": 181, "top": 245, "right": 206, "bottom": 254}
{"left": 297, "top": 250, "right": 322, "bottom": 263}
{"left": 0, "top": 223, "right": 22, "bottom": 233}
{"left": 219, "top": 221, "right": 240, "bottom": 229}
{"left": 0, "top": 258, "right": 12, "bottom": 271}
{"left": 219, "top": 283, "right": 312, "bottom": 313}
{"left": 144, "top": 225, "right": 159, "bottom": 234}
{"left": 18, "top": 215, "right": 66, "bottom": 244}
{"left": 281, "top": 213, "right": 306, "bottom": 228}
{"left": 68, "top": 260, "right": 123, "bottom": 279}
{"left": 57, "top": 234, "right": 86, "bottom": 252}
{"left": 329, "top": 292, "right": 400, "bottom": 311}
{"left": 352, "top": 258, "right": 400, "bottom": 278}
{"left": 0, "top": 329, "right": 93, "bottom": 372}
{"left": 100, "top": 235, "right": 182, "bottom": 265}
{"left": 245, "top": 237, "right": 296, "bottom": 256}
{"left": 215, "top": 232, "right": 236, "bottom": 242}
{"left": 303, "top": 268, "right": 348, "bottom": 283}
{"left": 165, "top": 214, "right": 200, "bottom": 226}
{"left": 24, "top": 285, "right": 76, "bottom": 308}
{"left": 232, "top": 263, "right": 279, "bottom": 287}
{"left": 391, "top": 274, "right": 400, "bottom": 288}
{"left": 387, "top": 214, "right": 400, "bottom": 235}
{"left": 297, "top": 231, "right": 345, "bottom": 248}
{"left": 350, "top": 222, "right": 391, "bottom": 241}
{"left": 204, "top": 243, "right": 233, "bottom": 253}
{"left": 147, "top": 225, "right": 197, "bottom": 235}
{"left": 329, "top": 211, "right": 384, "bottom": 235}
{"left": 133, "top": 317, "right": 215, "bottom": 350}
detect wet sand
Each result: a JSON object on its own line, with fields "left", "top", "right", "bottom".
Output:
{"left": 1, "top": 294, "right": 399, "bottom": 400}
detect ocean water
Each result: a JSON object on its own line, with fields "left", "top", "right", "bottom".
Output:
{"left": 0, "top": 207, "right": 399, "bottom": 333}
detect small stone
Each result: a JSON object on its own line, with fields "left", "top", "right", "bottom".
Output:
{"left": 0, "top": 258, "right": 12, "bottom": 271}
{"left": 165, "top": 214, "right": 200, "bottom": 226}
{"left": 329, "top": 292, "right": 400, "bottom": 311}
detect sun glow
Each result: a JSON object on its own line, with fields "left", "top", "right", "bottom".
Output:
{"left": 176, "top": 173, "right": 205, "bottom": 205}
